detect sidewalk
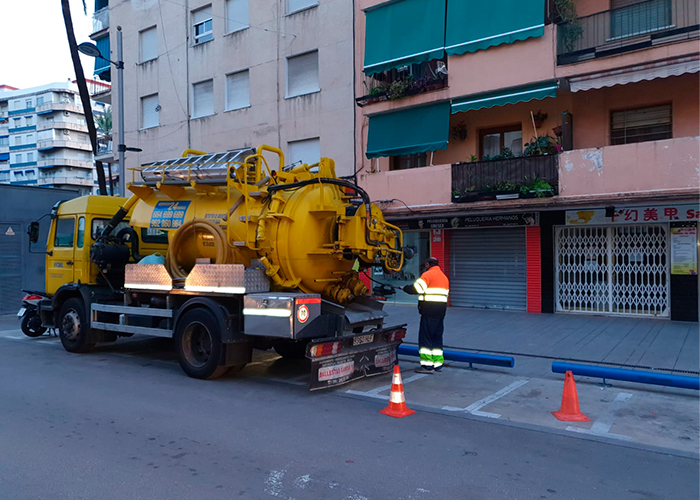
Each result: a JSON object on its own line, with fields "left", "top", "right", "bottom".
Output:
{"left": 383, "top": 304, "right": 699, "bottom": 375}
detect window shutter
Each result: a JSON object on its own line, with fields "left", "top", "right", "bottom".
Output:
{"left": 140, "top": 27, "right": 158, "bottom": 62}
{"left": 287, "top": 51, "right": 319, "bottom": 97}
{"left": 193, "top": 6, "right": 212, "bottom": 24}
{"left": 193, "top": 80, "right": 214, "bottom": 117}
{"left": 226, "top": 71, "right": 250, "bottom": 110}
{"left": 288, "top": 138, "right": 321, "bottom": 166}
{"left": 288, "top": 0, "right": 317, "bottom": 13}
{"left": 226, "top": 0, "right": 249, "bottom": 32}
{"left": 142, "top": 94, "right": 159, "bottom": 128}
{"left": 611, "top": 105, "right": 671, "bottom": 130}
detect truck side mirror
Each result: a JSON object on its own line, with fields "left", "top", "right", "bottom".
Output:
{"left": 28, "top": 221, "right": 39, "bottom": 244}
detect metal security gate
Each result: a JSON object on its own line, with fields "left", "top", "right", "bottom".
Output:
{"left": 0, "top": 223, "right": 23, "bottom": 314}
{"left": 450, "top": 228, "right": 527, "bottom": 310}
{"left": 556, "top": 225, "right": 669, "bottom": 317}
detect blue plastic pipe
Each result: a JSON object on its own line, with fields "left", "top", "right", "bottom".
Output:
{"left": 398, "top": 344, "right": 514, "bottom": 368}
{"left": 552, "top": 362, "right": 699, "bottom": 390}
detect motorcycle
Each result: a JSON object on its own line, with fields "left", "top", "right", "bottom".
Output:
{"left": 18, "top": 292, "right": 47, "bottom": 338}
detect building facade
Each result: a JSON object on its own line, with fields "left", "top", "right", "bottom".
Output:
{"left": 355, "top": 0, "right": 699, "bottom": 321}
{"left": 0, "top": 82, "right": 106, "bottom": 195}
{"left": 90, "top": 0, "right": 356, "bottom": 193}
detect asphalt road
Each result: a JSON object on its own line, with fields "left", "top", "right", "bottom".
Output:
{"left": 0, "top": 335, "right": 698, "bottom": 500}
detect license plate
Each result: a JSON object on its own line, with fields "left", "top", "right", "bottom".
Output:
{"left": 17, "top": 307, "right": 26, "bottom": 317}
{"left": 352, "top": 334, "right": 374, "bottom": 346}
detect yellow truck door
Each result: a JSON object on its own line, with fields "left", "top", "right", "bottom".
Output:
{"left": 47, "top": 216, "right": 76, "bottom": 295}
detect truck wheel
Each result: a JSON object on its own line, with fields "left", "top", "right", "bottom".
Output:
{"left": 21, "top": 312, "right": 46, "bottom": 337}
{"left": 174, "top": 308, "right": 229, "bottom": 380}
{"left": 274, "top": 340, "right": 310, "bottom": 360}
{"left": 59, "top": 298, "right": 95, "bottom": 353}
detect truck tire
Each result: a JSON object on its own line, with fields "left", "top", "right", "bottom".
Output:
{"left": 59, "top": 298, "right": 95, "bottom": 353}
{"left": 274, "top": 340, "right": 310, "bottom": 360}
{"left": 174, "top": 308, "right": 229, "bottom": 380}
{"left": 21, "top": 312, "right": 46, "bottom": 337}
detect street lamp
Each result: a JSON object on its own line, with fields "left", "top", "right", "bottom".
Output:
{"left": 78, "top": 26, "right": 133, "bottom": 196}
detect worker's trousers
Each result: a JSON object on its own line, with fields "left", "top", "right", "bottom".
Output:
{"left": 418, "top": 315, "right": 444, "bottom": 370}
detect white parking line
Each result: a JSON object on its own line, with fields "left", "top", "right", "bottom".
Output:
{"left": 344, "top": 373, "right": 429, "bottom": 400}
{"left": 567, "top": 392, "right": 634, "bottom": 441}
{"left": 442, "top": 379, "right": 530, "bottom": 419}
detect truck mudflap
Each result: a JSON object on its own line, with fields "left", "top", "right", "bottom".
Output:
{"left": 306, "top": 324, "right": 407, "bottom": 391}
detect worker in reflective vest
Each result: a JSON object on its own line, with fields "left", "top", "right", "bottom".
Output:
{"left": 403, "top": 257, "right": 449, "bottom": 374}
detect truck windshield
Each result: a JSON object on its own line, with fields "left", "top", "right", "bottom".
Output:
{"left": 91, "top": 219, "right": 132, "bottom": 240}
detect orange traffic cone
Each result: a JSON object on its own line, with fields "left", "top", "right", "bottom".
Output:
{"left": 552, "top": 370, "right": 590, "bottom": 422}
{"left": 380, "top": 365, "right": 416, "bottom": 418}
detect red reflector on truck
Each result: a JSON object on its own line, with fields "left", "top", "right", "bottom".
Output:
{"left": 384, "top": 329, "right": 407, "bottom": 342}
{"left": 296, "top": 298, "right": 322, "bottom": 305}
{"left": 23, "top": 295, "right": 42, "bottom": 301}
{"left": 309, "top": 341, "right": 342, "bottom": 357}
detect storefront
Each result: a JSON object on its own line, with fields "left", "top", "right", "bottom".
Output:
{"left": 555, "top": 203, "right": 699, "bottom": 320}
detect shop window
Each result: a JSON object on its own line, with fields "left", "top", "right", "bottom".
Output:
{"left": 610, "top": 104, "right": 672, "bottom": 145}
{"left": 54, "top": 218, "right": 75, "bottom": 247}
{"left": 480, "top": 125, "right": 522, "bottom": 160}
{"left": 390, "top": 152, "right": 427, "bottom": 171}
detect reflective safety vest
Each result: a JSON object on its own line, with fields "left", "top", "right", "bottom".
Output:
{"left": 413, "top": 266, "right": 450, "bottom": 316}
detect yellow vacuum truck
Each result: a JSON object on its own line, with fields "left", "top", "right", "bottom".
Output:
{"left": 26, "top": 145, "right": 408, "bottom": 389}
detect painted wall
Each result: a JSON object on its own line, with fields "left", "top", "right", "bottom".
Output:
{"left": 358, "top": 163, "right": 452, "bottom": 207}
{"left": 559, "top": 136, "right": 700, "bottom": 196}
{"left": 110, "top": 0, "right": 355, "bottom": 176}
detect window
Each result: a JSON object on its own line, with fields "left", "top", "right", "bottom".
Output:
{"left": 14, "top": 153, "right": 22, "bottom": 163}
{"left": 287, "top": 51, "right": 319, "bottom": 97}
{"left": 288, "top": 0, "right": 318, "bottom": 15}
{"left": 0, "top": 172, "right": 8, "bottom": 182}
{"left": 26, "top": 134, "right": 34, "bottom": 144}
{"left": 141, "top": 94, "right": 160, "bottom": 129}
{"left": 25, "top": 99, "right": 32, "bottom": 108}
{"left": 226, "top": 70, "right": 250, "bottom": 110}
{"left": 226, "top": 0, "right": 249, "bottom": 33}
{"left": 611, "top": 104, "right": 672, "bottom": 145}
{"left": 192, "top": 6, "right": 213, "bottom": 44}
{"left": 0, "top": 137, "right": 7, "bottom": 147}
{"left": 390, "top": 153, "right": 428, "bottom": 171}
{"left": 479, "top": 125, "right": 522, "bottom": 159}
{"left": 26, "top": 152, "right": 33, "bottom": 162}
{"left": 77, "top": 217, "right": 85, "bottom": 248}
{"left": 26, "top": 169, "right": 36, "bottom": 180}
{"left": 54, "top": 217, "right": 75, "bottom": 247}
{"left": 13, "top": 118, "right": 20, "bottom": 127}
{"left": 192, "top": 79, "right": 214, "bottom": 118}
{"left": 288, "top": 138, "right": 320, "bottom": 166}
{"left": 14, "top": 171, "right": 25, "bottom": 180}
{"left": 91, "top": 219, "right": 130, "bottom": 240}
{"left": 140, "top": 26, "right": 158, "bottom": 62}
{"left": 610, "top": 0, "right": 672, "bottom": 39}
{"left": 141, "top": 227, "right": 169, "bottom": 244}
{"left": 14, "top": 136, "right": 22, "bottom": 146}
{"left": 37, "top": 96, "right": 44, "bottom": 106}
{"left": 25, "top": 116, "right": 32, "bottom": 126}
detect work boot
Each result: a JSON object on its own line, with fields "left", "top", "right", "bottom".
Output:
{"left": 434, "top": 366, "right": 443, "bottom": 373}
{"left": 415, "top": 366, "right": 434, "bottom": 374}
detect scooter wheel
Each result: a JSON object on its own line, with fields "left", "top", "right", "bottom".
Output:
{"left": 21, "top": 312, "right": 47, "bottom": 338}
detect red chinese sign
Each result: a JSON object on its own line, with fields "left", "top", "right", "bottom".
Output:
{"left": 567, "top": 204, "right": 700, "bottom": 225}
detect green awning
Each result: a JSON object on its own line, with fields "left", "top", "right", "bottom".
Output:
{"left": 366, "top": 102, "right": 450, "bottom": 158}
{"left": 445, "top": 0, "right": 545, "bottom": 56}
{"left": 363, "top": 0, "right": 446, "bottom": 75}
{"left": 451, "top": 81, "right": 558, "bottom": 114}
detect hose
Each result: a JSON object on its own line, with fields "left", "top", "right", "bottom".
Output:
{"left": 166, "top": 219, "right": 233, "bottom": 279}
{"left": 115, "top": 227, "right": 141, "bottom": 262}
{"left": 99, "top": 194, "right": 139, "bottom": 241}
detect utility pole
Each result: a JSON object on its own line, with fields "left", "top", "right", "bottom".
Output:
{"left": 116, "top": 26, "right": 126, "bottom": 196}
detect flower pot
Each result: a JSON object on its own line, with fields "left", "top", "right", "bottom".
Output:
{"left": 552, "top": 125, "right": 562, "bottom": 136}
{"left": 534, "top": 119, "right": 545, "bottom": 129}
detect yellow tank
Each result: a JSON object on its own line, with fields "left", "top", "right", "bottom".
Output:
{"left": 127, "top": 145, "right": 402, "bottom": 303}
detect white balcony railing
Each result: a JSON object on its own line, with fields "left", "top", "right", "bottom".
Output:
{"left": 92, "top": 7, "right": 109, "bottom": 35}
{"left": 37, "top": 158, "right": 93, "bottom": 169}
{"left": 37, "top": 121, "right": 88, "bottom": 133}
{"left": 37, "top": 139, "right": 93, "bottom": 152}
{"left": 35, "top": 102, "right": 83, "bottom": 115}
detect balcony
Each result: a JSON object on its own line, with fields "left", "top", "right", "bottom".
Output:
{"left": 37, "top": 121, "right": 88, "bottom": 133}
{"left": 91, "top": 6, "right": 109, "bottom": 37}
{"left": 557, "top": 0, "right": 699, "bottom": 65}
{"left": 558, "top": 136, "right": 699, "bottom": 197}
{"left": 452, "top": 155, "right": 559, "bottom": 203}
{"left": 356, "top": 59, "right": 449, "bottom": 107}
{"left": 37, "top": 158, "right": 93, "bottom": 169}
{"left": 35, "top": 102, "right": 83, "bottom": 115}
{"left": 37, "top": 176, "right": 95, "bottom": 187}
{"left": 37, "top": 139, "right": 92, "bottom": 152}
{"left": 95, "top": 135, "right": 113, "bottom": 162}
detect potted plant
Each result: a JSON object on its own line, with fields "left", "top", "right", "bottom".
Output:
{"left": 524, "top": 135, "right": 558, "bottom": 156}
{"left": 520, "top": 175, "right": 554, "bottom": 198}
{"left": 532, "top": 110, "right": 548, "bottom": 128}
{"left": 452, "top": 185, "right": 479, "bottom": 203}
{"left": 387, "top": 76, "right": 412, "bottom": 100}
{"left": 485, "top": 180, "right": 520, "bottom": 200}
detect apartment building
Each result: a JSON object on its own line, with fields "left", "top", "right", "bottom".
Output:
{"left": 90, "top": 0, "right": 355, "bottom": 194}
{"left": 355, "top": 0, "right": 699, "bottom": 321}
{"left": 0, "top": 82, "right": 104, "bottom": 195}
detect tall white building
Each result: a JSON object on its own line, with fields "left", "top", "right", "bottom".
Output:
{"left": 0, "top": 82, "right": 107, "bottom": 195}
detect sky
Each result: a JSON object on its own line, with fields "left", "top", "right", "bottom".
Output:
{"left": 0, "top": 0, "right": 95, "bottom": 90}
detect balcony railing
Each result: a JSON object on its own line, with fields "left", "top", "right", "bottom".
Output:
{"left": 356, "top": 59, "right": 448, "bottom": 107}
{"left": 557, "top": 0, "right": 699, "bottom": 65}
{"left": 451, "top": 155, "right": 559, "bottom": 203}
{"left": 92, "top": 7, "right": 109, "bottom": 35}
{"left": 37, "top": 158, "right": 93, "bottom": 169}
{"left": 37, "top": 121, "right": 88, "bottom": 133}
{"left": 36, "top": 102, "right": 83, "bottom": 115}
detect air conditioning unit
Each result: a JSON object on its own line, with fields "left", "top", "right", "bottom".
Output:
{"left": 63, "top": 130, "right": 70, "bottom": 136}
{"left": 436, "top": 61, "right": 449, "bottom": 77}
{"left": 63, "top": 111, "right": 70, "bottom": 117}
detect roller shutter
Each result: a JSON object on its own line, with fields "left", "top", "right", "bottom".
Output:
{"left": 0, "top": 223, "right": 23, "bottom": 314}
{"left": 450, "top": 228, "right": 527, "bottom": 310}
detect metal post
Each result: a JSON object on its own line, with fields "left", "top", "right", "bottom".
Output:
{"left": 117, "top": 26, "right": 126, "bottom": 197}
